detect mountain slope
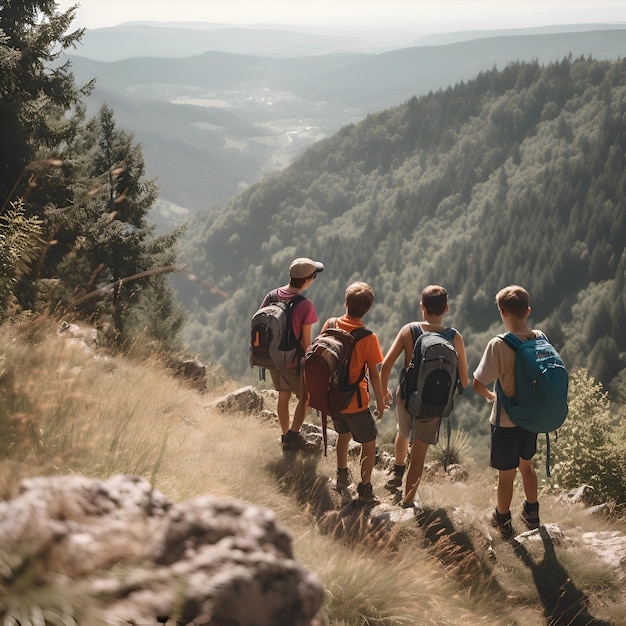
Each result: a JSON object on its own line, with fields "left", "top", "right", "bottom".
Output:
{"left": 68, "top": 28, "right": 626, "bottom": 214}
{"left": 178, "top": 57, "right": 626, "bottom": 427}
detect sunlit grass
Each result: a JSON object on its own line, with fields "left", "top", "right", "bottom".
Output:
{"left": 1, "top": 319, "right": 625, "bottom": 624}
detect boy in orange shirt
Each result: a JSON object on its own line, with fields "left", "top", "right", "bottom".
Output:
{"left": 322, "top": 281, "right": 386, "bottom": 505}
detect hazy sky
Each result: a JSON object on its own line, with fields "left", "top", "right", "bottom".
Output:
{"left": 57, "top": 1, "right": 626, "bottom": 34}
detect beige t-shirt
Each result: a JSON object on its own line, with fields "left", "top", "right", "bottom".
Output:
{"left": 473, "top": 331, "right": 542, "bottom": 427}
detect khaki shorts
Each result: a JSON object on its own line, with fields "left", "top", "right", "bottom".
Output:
{"left": 395, "top": 386, "right": 441, "bottom": 445}
{"left": 269, "top": 367, "right": 303, "bottom": 397}
{"left": 332, "top": 408, "right": 378, "bottom": 444}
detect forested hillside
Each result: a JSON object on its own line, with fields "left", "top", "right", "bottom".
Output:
{"left": 68, "top": 27, "right": 626, "bottom": 216}
{"left": 180, "top": 56, "right": 626, "bottom": 435}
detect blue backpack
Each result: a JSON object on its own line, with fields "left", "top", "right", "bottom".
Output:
{"left": 495, "top": 332, "right": 569, "bottom": 476}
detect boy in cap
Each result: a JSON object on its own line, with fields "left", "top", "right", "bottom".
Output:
{"left": 259, "top": 257, "right": 324, "bottom": 451}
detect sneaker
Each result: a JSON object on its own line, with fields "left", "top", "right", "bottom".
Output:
{"left": 282, "top": 430, "right": 319, "bottom": 453}
{"left": 335, "top": 468, "right": 350, "bottom": 493}
{"left": 356, "top": 482, "right": 379, "bottom": 506}
{"left": 384, "top": 464, "right": 405, "bottom": 491}
{"left": 491, "top": 508, "right": 514, "bottom": 539}
{"left": 521, "top": 500, "right": 540, "bottom": 530}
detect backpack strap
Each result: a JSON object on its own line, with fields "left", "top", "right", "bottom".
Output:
{"left": 408, "top": 322, "right": 423, "bottom": 346}
{"left": 285, "top": 294, "right": 306, "bottom": 373}
{"left": 495, "top": 332, "right": 519, "bottom": 427}
{"left": 499, "top": 331, "right": 522, "bottom": 352}
{"left": 348, "top": 326, "right": 373, "bottom": 408}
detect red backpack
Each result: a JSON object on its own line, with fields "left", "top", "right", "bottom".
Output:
{"left": 303, "top": 319, "right": 372, "bottom": 454}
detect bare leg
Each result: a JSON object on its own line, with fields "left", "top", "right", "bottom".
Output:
{"left": 360, "top": 440, "right": 377, "bottom": 485}
{"left": 518, "top": 457, "right": 538, "bottom": 504}
{"left": 336, "top": 432, "right": 351, "bottom": 469}
{"left": 403, "top": 439, "right": 429, "bottom": 504}
{"left": 288, "top": 374, "right": 307, "bottom": 432}
{"left": 496, "top": 468, "right": 517, "bottom": 514}
{"left": 394, "top": 431, "right": 410, "bottom": 467}
{"left": 290, "top": 396, "right": 308, "bottom": 432}
{"left": 277, "top": 391, "right": 291, "bottom": 435}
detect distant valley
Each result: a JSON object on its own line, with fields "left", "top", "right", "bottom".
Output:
{"left": 68, "top": 23, "right": 626, "bottom": 229}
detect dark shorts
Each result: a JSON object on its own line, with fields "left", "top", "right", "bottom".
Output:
{"left": 490, "top": 425, "right": 538, "bottom": 470}
{"left": 332, "top": 408, "right": 378, "bottom": 444}
{"left": 268, "top": 367, "right": 302, "bottom": 397}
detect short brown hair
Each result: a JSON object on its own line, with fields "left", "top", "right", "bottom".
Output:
{"left": 345, "top": 281, "right": 374, "bottom": 318}
{"left": 496, "top": 285, "right": 530, "bottom": 318}
{"left": 421, "top": 285, "right": 448, "bottom": 316}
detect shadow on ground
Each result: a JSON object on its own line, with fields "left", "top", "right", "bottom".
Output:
{"left": 267, "top": 450, "right": 615, "bottom": 625}
{"left": 511, "top": 527, "right": 613, "bottom": 626}
{"left": 266, "top": 452, "right": 500, "bottom": 596}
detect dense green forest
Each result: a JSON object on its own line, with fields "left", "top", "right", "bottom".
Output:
{"left": 179, "top": 55, "right": 626, "bottom": 441}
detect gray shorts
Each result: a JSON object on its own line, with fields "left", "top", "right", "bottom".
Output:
{"left": 395, "top": 386, "right": 441, "bottom": 445}
{"left": 269, "top": 367, "right": 303, "bottom": 397}
{"left": 332, "top": 408, "right": 378, "bottom": 444}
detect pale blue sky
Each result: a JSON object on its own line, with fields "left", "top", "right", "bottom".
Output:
{"left": 57, "top": 1, "right": 626, "bottom": 34}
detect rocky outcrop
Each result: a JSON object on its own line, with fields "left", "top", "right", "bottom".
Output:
{"left": 214, "top": 385, "right": 264, "bottom": 413}
{"left": 0, "top": 474, "right": 325, "bottom": 625}
{"left": 168, "top": 355, "right": 208, "bottom": 391}
{"left": 57, "top": 320, "right": 99, "bottom": 349}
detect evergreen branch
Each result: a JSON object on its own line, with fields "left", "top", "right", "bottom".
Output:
{"left": 69, "top": 266, "right": 230, "bottom": 306}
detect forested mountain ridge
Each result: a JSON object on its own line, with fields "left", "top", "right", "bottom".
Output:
{"left": 68, "top": 27, "right": 626, "bottom": 216}
{"left": 180, "top": 56, "right": 626, "bottom": 419}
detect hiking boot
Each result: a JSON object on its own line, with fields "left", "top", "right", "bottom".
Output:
{"left": 491, "top": 508, "right": 514, "bottom": 539}
{"left": 384, "top": 464, "right": 406, "bottom": 491}
{"left": 282, "top": 430, "right": 319, "bottom": 454}
{"left": 521, "top": 500, "right": 540, "bottom": 530}
{"left": 335, "top": 468, "right": 350, "bottom": 493}
{"left": 356, "top": 482, "right": 379, "bottom": 506}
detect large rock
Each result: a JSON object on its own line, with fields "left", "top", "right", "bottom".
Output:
{"left": 0, "top": 474, "right": 325, "bottom": 625}
{"left": 214, "top": 385, "right": 264, "bottom": 413}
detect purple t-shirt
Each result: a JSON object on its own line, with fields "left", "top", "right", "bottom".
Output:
{"left": 261, "top": 286, "right": 318, "bottom": 338}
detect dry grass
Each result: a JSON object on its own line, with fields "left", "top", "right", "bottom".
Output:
{"left": 1, "top": 319, "right": 625, "bottom": 625}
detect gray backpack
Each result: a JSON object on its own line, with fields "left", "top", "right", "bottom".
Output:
{"left": 250, "top": 290, "right": 305, "bottom": 372}
{"left": 403, "top": 324, "right": 461, "bottom": 418}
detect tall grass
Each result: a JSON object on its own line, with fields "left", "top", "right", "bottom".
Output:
{"left": 1, "top": 319, "right": 625, "bottom": 625}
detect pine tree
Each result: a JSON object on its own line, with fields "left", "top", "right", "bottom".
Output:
{"left": 58, "top": 105, "right": 183, "bottom": 347}
{"left": 0, "top": 0, "right": 89, "bottom": 210}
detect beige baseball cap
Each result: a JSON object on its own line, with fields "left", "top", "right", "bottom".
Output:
{"left": 289, "top": 257, "right": 325, "bottom": 278}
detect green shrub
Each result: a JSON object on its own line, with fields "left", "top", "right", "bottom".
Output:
{"left": 546, "top": 368, "right": 626, "bottom": 507}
